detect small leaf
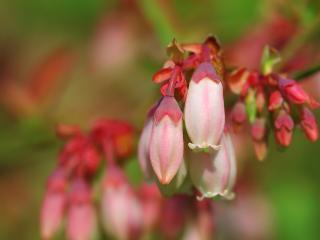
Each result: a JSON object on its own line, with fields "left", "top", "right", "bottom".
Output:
{"left": 166, "top": 39, "right": 184, "bottom": 63}
{"left": 245, "top": 89, "right": 257, "bottom": 123}
{"left": 152, "top": 67, "right": 173, "bottom": 83}
{"left": 261, "top": 46, "right": 281, "bottom": 75}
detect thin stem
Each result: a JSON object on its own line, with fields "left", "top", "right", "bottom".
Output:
{"left": 166, "top": 67, "right": 179, "bottom": 96}
{"left": 293, "top": 65, "right": 320, "bottom": 81}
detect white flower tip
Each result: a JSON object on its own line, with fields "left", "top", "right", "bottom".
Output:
{"left": 196, "top": 190, "right": 235, "bottom": 201}
{"left": 196, "top": 191, "right": 218, "bottom": 201}
{"left": 188, "top": 143, "right": 221, "bottom": 152}
{"left": 221, "top": 190, "right": 235, "bottom": 200}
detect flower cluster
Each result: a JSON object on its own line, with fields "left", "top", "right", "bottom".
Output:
{"left": 228, "top": 46, "right": 319, "bottom": 160}
{"left": 40, "top": 120, "right": 136, "bottom": 240}
{"left": 40, "top": 120, "right": 216, "bottom": 240}
{"left": 139, "top": 37, "right": 237, "bottom": 199}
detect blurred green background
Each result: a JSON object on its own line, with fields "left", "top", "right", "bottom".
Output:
{"left": 0, "top": 0, "right": 320, "bottom": 239}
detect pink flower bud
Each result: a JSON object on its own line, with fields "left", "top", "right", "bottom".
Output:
{"left": 66, "top": 179, "right": 97, "bottom": 240}
{"left": 300, "top": 107, "right": 318, "bottom": 142}
{"left": 279, "top": 78, "right": 309, "bottom": 104}
{"left": 184, "top": 62, "right": 225, "bottom": 151}
{"left": 268, "top": 90, "right": 283, "bottom": 111}
{"left": 274, "top": 110, "right": 294, "bottom": 147}
{"left": 251, "top": 118, "right": 267, "bottom": 161}
{"left": 40, "top": 169, "right": 66, "bottom": 240}
{"left": 230, "top": 101, "right": 246, "bottom": 132}
{"left": 188, "top": 133, "right": 237, "bottom": 200}
{"left": 138, "top": 104, "right": 158, "bottom": 180}
{"left": 101, "top": 166, "right": 143, "bottom": 240}
{"left": 149, "top": 96, "right": 184, "bottom": 184}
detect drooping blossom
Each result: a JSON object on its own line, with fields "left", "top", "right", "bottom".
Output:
{"left": 66, "top": 179, "right": 97, "bottom": 240}
{"left": 138, "top": 104, "right": 159, "bottom": 180}
{"left": 188, "top": 133, "right": 237, "bottom": 200}
{"left": 149, "top": 96, "right": 184, "bottom": 184}
{"left": 40, "top": 169, "right": 66, "bottom": 240}
{"left": 184, "top": 62, "right": 225, "bottom": 151}
{"left": 101, "top": 166, "right": 143, "bottom": 240}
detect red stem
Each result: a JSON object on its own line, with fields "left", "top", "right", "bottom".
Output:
{"left": 165, "top": 67, "right": 179, "bottom": 96}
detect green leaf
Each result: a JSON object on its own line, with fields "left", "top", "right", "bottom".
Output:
{"left": 245, "top": 89, "right": 257, "bottom": 123}
{"left": 261, "top": 45, "right": 281, "bottom": 75}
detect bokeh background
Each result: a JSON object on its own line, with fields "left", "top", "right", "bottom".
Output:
{"left": 0, "top": 0, "right": 320, "bottom": 239}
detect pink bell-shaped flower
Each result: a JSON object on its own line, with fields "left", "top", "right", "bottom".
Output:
{"left": 40, "top": 169, "right": 66, "bottom": 240}
{"left": 138, "top": 104, "right": 158, "bottom": 180}
{"left": 149, "top": 96, "right": 184, "bottom": 184}
{"left": 101, "top": 166, "right": 143, "bottom": 240}
{"left": 188, "top": 132, "right": 237, "bottom": 200}
{"left": 66, "top": 179, "right": 97, "bottom": 240}
{"left": 184, "top": 62, "right": 225, "bottom": 151}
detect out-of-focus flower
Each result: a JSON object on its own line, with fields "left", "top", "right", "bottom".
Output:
{"left": 300, "top": 107, "right": 318, "bottom": 142}
{"left": 188, "top": 133, "right": 237, "bottom": 200}
{"left": 274, "top": 110, "right": 294, "bottom": 147}
{"left": 138, "top": 183, "right": 162, "bottom": 234}
{"left": 160, "top": 195, "right": 188, "bottom": 240}
{"left": 58, "top": 135, "right": 100, "bottom": 178}
{"left": 101, "top": 166, "right": 143, "bottom": 240}
{"left": 149, "top": 96, "right": 184, "bottom": 184}
{"left": 184, "top": 62, "right": 225, "bottom": 151}
{"left": 251, "top": 118, "right": 268, "bottom": 161}
{"left": 91, "top": 119, "right": 134, "bottom": 160}
{"left": 66, "top": 179, "right": 96, "bottom": 240}
{"left": 40, "top": 169, "right": 66, "bottom": 240}
{"left": 230, "top": 101, "right": 247, "bottom": 132}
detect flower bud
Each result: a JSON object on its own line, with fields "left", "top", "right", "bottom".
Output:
{"left": 66, "top": 179, "right": 97, "bottom": 240}
{"left": 184, "top": 62, "right": 225, "bottom": 151}
{"left": 149, "top": 96, "right": 184, "bottom": 184}
{"left": 268, "top": 90, "right": 283, "bottom": 111}
{"left": 138, "top": 104, "right": 158, "bottom": 180}
{"left": 279, "top": 78, "right": 309, "bottom": 104}
{"left": 188, "top": 133, "right": 237, "bottom": 200}
{"left": 230, "top": 102, "right": 246, "bottom": 132}
{"left": 300, "top": 107, "right": 318, "bottom": 142}
{"left": 251, "top": 118, "right": 267, "bottom": 161}
{"left": 101, "top": 166, "right": 143, "bottom": 240}
{"left": 40, "top": 169, "right": 66, "bottom": 240}
{"left": 274, "top": 110, "right": 294, "bottom": 147}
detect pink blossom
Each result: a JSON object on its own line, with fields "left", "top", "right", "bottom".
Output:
{"left": 188, "top": 133, "right": 237, "bottom": 200}
{"left": 149, "top": 96, "right": 184, "bottom": 184}
{"left": 184, "top": 62, "right": 225, "bottom": 151}
{"left": 66, "top": 179, "right": 97, "bottom": 240}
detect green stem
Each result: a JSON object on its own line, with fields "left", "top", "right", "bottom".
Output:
{"left": 293, "top": 65, "right": 320, "bottom": 80}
